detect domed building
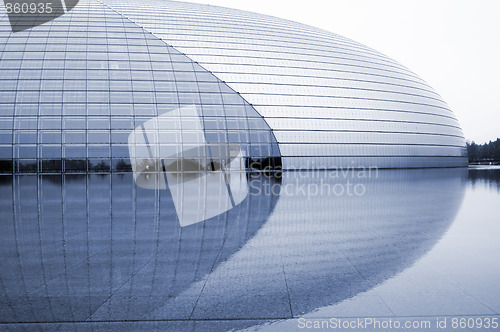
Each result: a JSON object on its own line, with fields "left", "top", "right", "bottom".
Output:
{"left": 0, "top": 1, "right": 474, "bottom": 328}
{"left": 0, "top": 0, "right": 467, "bottom": 173}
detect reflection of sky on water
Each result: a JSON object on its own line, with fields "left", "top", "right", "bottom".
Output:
{"left": 249, "top": 168, "right": 500, "bottom": 332}
{"left": 1, "top": 169, "right": 499, "bottom": 330}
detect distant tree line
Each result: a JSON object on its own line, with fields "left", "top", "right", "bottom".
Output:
{"left": 466, "top": 138, "right": 500, "bottom": 163}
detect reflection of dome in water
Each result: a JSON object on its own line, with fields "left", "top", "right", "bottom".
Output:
{"left": 0, "top": 173, "right": 282, "bottom": 323}
{"left": 0, "top": 0, "right": 467, "bottom": 173}
{"left": 0, "top": 168, "right": 466, "bottom": 326}
{"left": 145, "top": 168, "right": 467, "bottom": 324}
{"left": 0, "top": 0, "right": 470, "bottom": 329}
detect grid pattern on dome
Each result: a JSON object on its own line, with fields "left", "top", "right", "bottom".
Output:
{"left": 101, "top": 0, "right": 467, "bottom": 168}
{"left": 0, "top": 0, "right": 279, "bottom": 173}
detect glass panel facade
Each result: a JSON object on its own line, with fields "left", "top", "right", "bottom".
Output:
{"left": 0, "top": 0, "right": 467, "bottom": 172}
{"left": 0, "top": 0, "right": 280, "bottom": 174}
{"left": 101, "top": 0, "right": 467, "bottom": 168}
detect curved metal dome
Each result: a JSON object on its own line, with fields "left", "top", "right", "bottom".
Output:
{"left": 101, "top": 0, "right": 467, "bottom": 169}
{"left": 0, "top": 0, "right": 467, "bottom": 171}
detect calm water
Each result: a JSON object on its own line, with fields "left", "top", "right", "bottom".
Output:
{"left": 0, "top": 168, "right": 499, "bottom": 331}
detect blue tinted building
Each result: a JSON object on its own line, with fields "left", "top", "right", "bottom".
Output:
{"left": 0, "top": 0, "right": 467, "bottom": 171}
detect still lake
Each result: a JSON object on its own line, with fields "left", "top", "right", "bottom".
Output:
{"left": 0, "top": 168, "right": 499, "bottom": 331}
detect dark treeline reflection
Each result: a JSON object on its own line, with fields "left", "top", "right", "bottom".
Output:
{"left": 0, "top": 168, "right": 469, "bottom": 328}
{"left": 468, "top": 168, "right": 500, "bottom": 191}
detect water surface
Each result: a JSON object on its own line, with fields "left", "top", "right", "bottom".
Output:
{"left": 0, "top": 168, "right": 499, "bottom": 331}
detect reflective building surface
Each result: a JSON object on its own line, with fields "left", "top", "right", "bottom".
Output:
{"left": 0, "top": 0, "right": 467, "bottom": 172}
{"left": 0, "top": 0, "right": 280, "bottom": 176}
{"left": 2, "top": 1, "right": 496, "bottom": 331}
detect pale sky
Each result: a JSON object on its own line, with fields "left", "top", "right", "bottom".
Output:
{"left": 181, "top": 0, "right": 500, "bottom": 144}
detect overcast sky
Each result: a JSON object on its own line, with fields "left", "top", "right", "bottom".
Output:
{"left": 181, "top": 0, "right": 499, "bottom": 144}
